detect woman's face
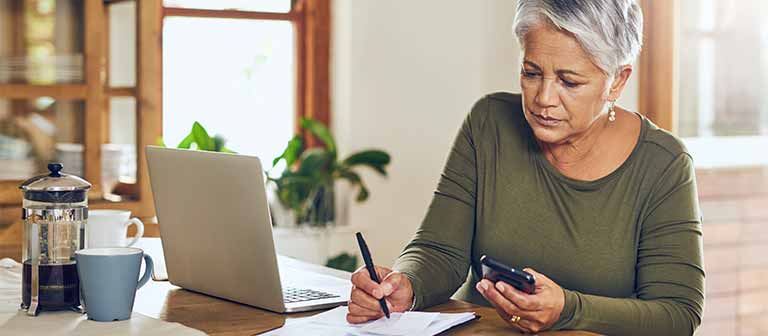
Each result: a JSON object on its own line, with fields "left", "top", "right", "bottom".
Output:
{"left": 520, "top": 24, "right": 616, "bottom": 145}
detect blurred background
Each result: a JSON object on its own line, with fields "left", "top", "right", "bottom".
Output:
{"left": 0, "top": 1, "right": 765, "bottom": 334}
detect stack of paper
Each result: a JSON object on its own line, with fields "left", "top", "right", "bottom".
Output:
{"left": 262, "top": 306, "right": 476, "bottom": 336}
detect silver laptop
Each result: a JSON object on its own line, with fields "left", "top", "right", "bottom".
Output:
{"left": 146, "top": 146, "right": 351, "bottom": 313}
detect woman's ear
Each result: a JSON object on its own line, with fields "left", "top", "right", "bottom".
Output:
{"left": 607, "top": 65, "right": 633, "bottom": 101}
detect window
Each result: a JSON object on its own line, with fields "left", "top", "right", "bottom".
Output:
{"left": 163, "top": 17, "right": 294, "bottom": 165}
{"left": 640, "top": 0, "right": 768, "bottom": 168}
{"left": 676, "top": 0, "right": 768, "bottom": 167}
{"left": 161, "top": 0, "right": 330, "bottom": 169}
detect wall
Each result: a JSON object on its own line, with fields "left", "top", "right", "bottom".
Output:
{"left": 332, "top": 0, "right": 518, "bottom": 266}
{"left": 332, "top": 0, "right": 639, "bottom": 267}
{"left": 695, "top": 167, "right": 768, "bottom": 336}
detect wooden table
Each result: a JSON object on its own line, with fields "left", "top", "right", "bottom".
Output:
{"left": 131, "top": 238, "right": 596, "bottom": 336}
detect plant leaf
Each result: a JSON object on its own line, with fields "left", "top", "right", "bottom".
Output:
{"left": 278, "top": 175, "right": 316, "bottom": 187}
{"left": 342, "top": 150, "right": 391, "bottom": 176}
{"left": 300, "top": 118, "right": 336, "bottom": 154}
{"left": 325, "top": 253, "right": 358, "bottom": 272}
{"left": 156, "top": 137, "right": 167, "bottom": 147}
{"left": 338, "top": 170, "right": 369, "bottom": 202}
{"left": 297, "top": 148, "right": 332, "bottom": 176}
{"left": 274, "top": 174, "right": 319, "bottom": 215}
{"left": 355, "top": 182, "right": 370, "bottom": 202}
{"left": 272, "top": 136, "right": 304, "bottom": 167}
{"left": 191, "top": 121, "right": 213, "bottom": 151}
{"left": 176, "top": 133, "right": 194, "bottom": 149}
{"left": 212, "top": 135, "right": 226, "bottom": 152}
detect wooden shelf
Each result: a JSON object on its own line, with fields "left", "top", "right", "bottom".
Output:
{"left": 0, "top": 181, "right": 23, "bottom": 205}
{"left": 0, "top": 0, "right": 158, "bottom": 253}
{"left": 106, "top": 87, "right": 136, "bottom": 97}
{"left": 0, "top": 84, "right": 88, "bottom": 99}
{"left": 163, "top": 7, "right": 298, "bottom": 21}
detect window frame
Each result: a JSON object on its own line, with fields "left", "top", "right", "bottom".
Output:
{"left": 137, "top": 0, "right": 331, "bottom": 223}
{"left": 638, "top": 0, "right": 678, "bottom": 133}
{"left": 639, "top": 0, "right": 768, "bottom": 168}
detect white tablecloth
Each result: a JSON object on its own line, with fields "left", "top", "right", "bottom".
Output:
{"left": 0, "top": 258, "right": 207, "bottom": 336}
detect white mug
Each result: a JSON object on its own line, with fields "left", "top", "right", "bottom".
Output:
{"left": 87, "top": 210, "right": 144, "bottom": 248}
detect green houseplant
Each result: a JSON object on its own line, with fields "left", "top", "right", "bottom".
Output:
{"left": 159, "top": 121, "right": 237, "bottom": 153}
{"left": 268, "top": 118, "right": 391, "bottom": 226}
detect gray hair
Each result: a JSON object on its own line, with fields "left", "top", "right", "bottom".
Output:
{"left": 513, "top": 0, "right": 643, "bottom": 74}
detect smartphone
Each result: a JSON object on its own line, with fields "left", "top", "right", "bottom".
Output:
{"left": 480, "top": 255, "right": 536, "bottom": 294}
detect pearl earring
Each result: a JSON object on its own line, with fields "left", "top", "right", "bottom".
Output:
{"left": 608, "top": 101, "right": 616, "bottom": 122}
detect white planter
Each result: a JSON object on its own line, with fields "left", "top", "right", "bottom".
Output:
{"left": 267, "top": 180, "right": 360, "bottom": 265}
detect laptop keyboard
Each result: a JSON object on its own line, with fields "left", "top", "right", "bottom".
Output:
{"left": 283, "top": 287, "right": 340, "bottom": 303}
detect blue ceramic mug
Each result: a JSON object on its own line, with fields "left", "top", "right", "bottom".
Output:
{"left": 75, "top": 247, "right": 154, "bottom": 322}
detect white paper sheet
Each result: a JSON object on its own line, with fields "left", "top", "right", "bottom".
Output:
{"left": 260, "top": 306, "right": 476, "bottom": 336}
{"left": 0, "top": 258, "right": 207, "bottom": 336}
{"left": 360, "top": 311, "right": 439, "bottom": 335}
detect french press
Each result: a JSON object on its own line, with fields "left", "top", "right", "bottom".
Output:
{"left": 19, "top": 163, "right": 91, "bottom": 315}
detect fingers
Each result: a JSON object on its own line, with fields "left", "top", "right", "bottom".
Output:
{"left": 488, "top": 299, "right": 541, "bottom": 334}
{"left": 348, "top": 301, "right": 383, "bottom": 318}
{"left": 346, "top": 311, "right": 379, "bottom": 324}
{"left": 351, "top": 268, "right": 385, "bottom": 299}
{"left": 494, "top": 281, "right": 542, "bottom": 311}
{"left": 483, "top": 288, "right": 530, "bottom": 334}
{"left": 488, "top": 303, "right": 526, "bottom": 332}
{"left": 523, "top": 267, "right": 541, "bottom": 278}
{"left": 476, "top": 280, "right": 536, "bottom": 321}
{"left": 349, "top": 267, "right": 415, "bottom": 318}
{"left": 524, "top": 267, "right": 550, "bottom": 290}
{"left": 380, "top": 272, "right": 407, "bottom": 296}
{"left": 477, "top": 269, "right": 564, "bottom": 334}
{"left": 346, "top": 315, "right": 369, "bottom": 324}
{"left": 517, "top": 319, "right": 543, "bottom": 334}
{"left": 347, "top": 273, "right": 389, "bottom": 325}
{"left": 347, "top": 284, "right": 385, "bottom": 325}
{"left": 350, "top": 287, "right": 386, "bottom": 312}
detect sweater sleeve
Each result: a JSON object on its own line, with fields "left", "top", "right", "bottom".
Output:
{"left": 391, "top": 98, "right": 486, "bottom": 310}
{"left": 552, "top": 153, "right": 705, "bottom": 336}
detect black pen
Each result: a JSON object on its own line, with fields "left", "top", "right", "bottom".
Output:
{"left": 356, "top": 232, "right": 391, "bottom": 319}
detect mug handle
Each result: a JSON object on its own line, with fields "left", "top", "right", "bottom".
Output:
{"left": 137, "top": 253, "right": 154, "bottom": 290}
{"left": 124, "top": 218, "right": 144, "bottom": 247}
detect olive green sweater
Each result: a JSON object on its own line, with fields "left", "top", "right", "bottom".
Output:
{"left": 393, "top": 93, "right": 704, "bottom": 335}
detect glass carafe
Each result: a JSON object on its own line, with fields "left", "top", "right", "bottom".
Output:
{"left": 19, "top": 163, "right": 91, "bottom": 316}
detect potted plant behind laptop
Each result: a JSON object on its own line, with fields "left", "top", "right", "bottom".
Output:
{"left": 159, "top": 121, "right": 237, "bottom": 153}
{"left": 267, "top": 118, "right": 391, "bottom": 271}
{"left": 150, "top": 121, "right": 235, "bottom": 225}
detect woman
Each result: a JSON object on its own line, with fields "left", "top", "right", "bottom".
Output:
{"left": 347, "top": 1, "right": 704, "bottom": 335}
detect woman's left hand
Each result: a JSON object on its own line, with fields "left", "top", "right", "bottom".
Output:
{"left": 475, "top": 268, "right": 565, "bottom": 334}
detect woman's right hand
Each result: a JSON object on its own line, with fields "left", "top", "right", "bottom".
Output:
{"left": 347, "top": 265, "right": 414, "bottom": 323}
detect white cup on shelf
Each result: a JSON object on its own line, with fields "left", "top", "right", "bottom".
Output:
{"left": 86, "top": 210, "right": 144, "bottom": 248}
